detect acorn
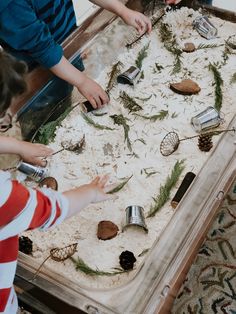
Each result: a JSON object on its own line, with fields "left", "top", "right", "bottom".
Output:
{"left": 119, "top": 250, "right": 136, "bottom": 270}
{"left": 198, "top": 134, "right": 213, "bottom": 152}
{"left": 39, "top": 176, "right": 58, "bottom": 190}
{"left": 19, "top": 236, "right": 33, "bottom": 255}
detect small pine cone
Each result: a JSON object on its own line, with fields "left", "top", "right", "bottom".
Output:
{"left": 19, "top": 236, "right": 33, "bottom": 255}
{"left": 198, "top": 134, "right": 213, "bottom": 152}
{"left": 119, "top": 250, "right": 136, "bottom": 270}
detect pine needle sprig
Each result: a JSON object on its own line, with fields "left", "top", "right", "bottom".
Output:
{"left": 134, "top": 110, "right": 168, "bottom": 122}
{"left": 147, "top": 160, "right": 185, "bottom": 218}
{"left": 159, "top": 22, "right": 172, "bottom": 43}
{"left": 196, "top": 43, "right": 223, "bottom": 50}
{"left": 208, "top": 63, "right": 223, "bottom": 112}
{"left": 110, "top": 114, "right": 132, "bottom": 151}
{"left": 106, "top": 61, "right": 123, "bottom": 92}
{"left": 230, "top": 73, "right": 236, "bottom": 84}
{"left": 135, "top": 42, "right": 150, "bottom": 69}
{"left": 70, "top": 257, "right": 125, "bottom": 276}
{"left": 107, "top": 175, "right": 133, "bottom": 194}
{"left": 120, "top": 92, "right": 142, "bottom": 113}
{"left": 36, "top": 105, "right": 76, "bottom": 145}
{"left": 82, "top": 113, "right": 115, "bottom": 131}
{"left": 159, "top": 22, "right": 182, "bottom": 75}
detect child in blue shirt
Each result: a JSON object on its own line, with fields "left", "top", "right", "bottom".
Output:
{"left": 0, "top": 0, "right": 152, "bottom": 111}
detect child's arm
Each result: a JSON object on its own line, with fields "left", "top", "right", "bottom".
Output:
{"left": 0, "top": 173, "right": 115, "bottom": 238}
{"left": 0, "top": 136, "right": 53, "bottom": 166}
{"left": 50, "top": 57, "right": 109, "bottom": 109}
{"left": 89, "top": 0, "right": 152, "bottom": 34}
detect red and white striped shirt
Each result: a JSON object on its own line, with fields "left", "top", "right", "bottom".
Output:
{"left": 0, "top": 170, "right": 68, "bottom": 314}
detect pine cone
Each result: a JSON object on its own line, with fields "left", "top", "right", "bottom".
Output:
{"left": 119, "top": 250, "right": 136, "bottom": 270}
{"left": 19, "top": 236, "right": 33, "bottom": 255}
{"left": 198, "top": 134, "right": 213, "bottom": 152}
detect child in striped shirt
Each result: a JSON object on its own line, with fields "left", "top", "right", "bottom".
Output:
{"left": 0, "top": 0, "right": 152, "bottom": 110}
{"left": 0, "top": 51, "right": 115, "bottom": 314}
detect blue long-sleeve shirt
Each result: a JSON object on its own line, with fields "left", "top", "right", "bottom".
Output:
{"left": 0, "top": 0, "right": 77, "bottom": 68}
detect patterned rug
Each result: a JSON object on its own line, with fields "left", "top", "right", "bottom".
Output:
{"left": 172, "top": 185, "right": 236, "bottom": 314}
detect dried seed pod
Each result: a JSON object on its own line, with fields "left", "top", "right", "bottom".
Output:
{"left": 119, "top": 250, "right": 136, "bottom": 270}
{"left": 198, "top": 134, "right": 213, "bottom": 152}
{"left": 19, "top": 236, "right": 33, "bottom": 255}
{"left": 39, "top": 177, "right": 58, "bottom": 190}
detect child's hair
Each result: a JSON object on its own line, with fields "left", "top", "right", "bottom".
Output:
{"left": 0, "top": 50, "right": 28, "bottom": 115}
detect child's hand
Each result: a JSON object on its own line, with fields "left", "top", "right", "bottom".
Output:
{"left": 76, "top": 76, "right": 109, "bottom": 109}
{"left": 18, "top": 141, "right": 53, "bottom": 166}
{"left": 165, "top": 0, "right": 182, "bottom": 4}
{"left": 89, "top": 175, "right": 117, "bottom": 203}
{"left": 120, "top": 8, "right": 152, "bottom": 35}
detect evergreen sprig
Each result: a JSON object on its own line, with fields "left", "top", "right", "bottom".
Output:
{"left": 120, "top": 92, "right": 142, "bottom": 113}
{"left": 110, "top": 114, "right": 132, "bottom": 151}
{"left": 70, "top": 257, "right": 125, "bottom": 276}
{"left": 135, "top": 42, "right": 150, "bottom": 69}
{"left": 147, "top": 160, "right": 185, "bottom": 218}
{"left": 107, "top": 175, "right": 133, "bottom": 194}
{"left": 134, "top": 110, "right": 168, "bottom": 122}
{"left": 159, "top": 22, "right": 182, "bottom": 75}
{"left": 82, "top": 113, "right": 114, "bottom": 131}
{"left": 36, "top": 106, "right": 75, "bottom": 145}
{"left": 197, "top": 43, "right": 223, "bottom": 50}
{"left": 106, "top": 61, "right": 123, "bottom": 92}
{"left": 208, "top": 63, "right": 223, "bottom": 112}
{"left": 230, "top": 73, "right": 236, "bottom": 84}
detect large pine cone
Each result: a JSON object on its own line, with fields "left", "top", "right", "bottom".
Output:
{"left": 119, "top": 250, "right": 136, "bottom": 270}
{"left": 19, "top": 236, "right": 33, "bottom": 255}
{"left": 198, "top": 134, "right": 213, "bottom": 152}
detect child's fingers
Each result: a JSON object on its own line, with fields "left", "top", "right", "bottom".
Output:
{"left": 98, "top": 175, "right": 109, "bottom": 187}
{"left": 104, "top": 183, "right": 118, "bottom": 194}
{"left": 91, "top": 176, "right": 100, "bottom": 184}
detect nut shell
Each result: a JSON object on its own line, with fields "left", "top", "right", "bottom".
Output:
{"left": 39, "top": 177, "right": 58, "bottom": 190}
{"left": 97, "top": 220, "right": 119, "bottom": 240}
{"left": 183, "top": 42, "right": 196, "bottom": 53}
{"left": 170, "top": 79, "right": 201, "bottom": 95}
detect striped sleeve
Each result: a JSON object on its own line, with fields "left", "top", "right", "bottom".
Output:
{"left": 0, "top": 0, "right": 63, "bottom": 68}
{"left": 0, "top": 171, "right": 68, "bottom": 313}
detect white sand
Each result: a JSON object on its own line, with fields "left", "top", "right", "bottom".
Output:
{"left": 24, "top": 8, "right": 236, "bottom": 289}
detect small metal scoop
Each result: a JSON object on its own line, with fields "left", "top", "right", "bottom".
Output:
{"left": 117, "top": 66, "right": 141, "bottom": 86}
{"left": 123, "top": 205, "right": 148, "bottom": 233}
{"left": 17, "top": 161, "right": 48, "bottom": 182}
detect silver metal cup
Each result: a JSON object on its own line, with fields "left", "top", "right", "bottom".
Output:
{"left": 193, "top": 16, "right": 217, "bottom": 40}
{"left": 17, "top": 161, "right": 48, "bottom": 182}
{"left": 117, "top": 66, "right": 141, "bottom": 86}
{"left": 123, "top": 205, "right": 148, "bottom": 233}
{"left": 191, "top": 106, "right": 223, "bottom": 132}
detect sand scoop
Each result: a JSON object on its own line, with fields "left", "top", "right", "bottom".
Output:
{"left": 32, "top": 243, "right": 78, "bottom": 280}
{"left": 160, "top": 128, "right": 235, "bottom": 156}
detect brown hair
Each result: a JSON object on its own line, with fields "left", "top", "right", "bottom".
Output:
{"left": 0, "top": 50, "right": 28, "bottom": 115}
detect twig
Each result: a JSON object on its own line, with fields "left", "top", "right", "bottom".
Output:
{"left": 208, "top": 63, "right": 223, "bottom": 112}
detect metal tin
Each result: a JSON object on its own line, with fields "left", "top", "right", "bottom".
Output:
{"left": 123, "top": 205, "right": 148, "bottom": 233}
{"left": 17, "top": 161, "right": 48, "bottom": 182}
{"left": 191, "top": 106, "right": 222, "bottom": 132}
{"left": 193, "top": 16, "right": 217, "bottom": 40}
{"left": 117, "top": 66, "right": 141, "bottom": 86}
